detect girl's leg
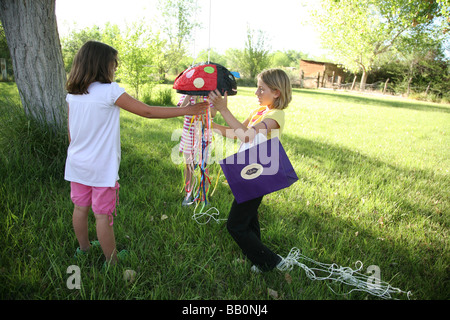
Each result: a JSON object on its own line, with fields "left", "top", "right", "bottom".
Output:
{"left": 182, "top": 153, "right": 194, "bottom": 205}
{"left": 227, "top": 197, "right": 281, "bottom": 271}
{"left": 95, "top": 214, "right": 117, "bottom": 264}
{"left": 184, "top": 163, "right": 193, "bottom": 195}
{"left": 72, "top": 205, "right": 91, "bottom": 251}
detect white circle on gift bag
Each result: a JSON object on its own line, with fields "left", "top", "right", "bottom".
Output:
{"left": 240, "top": 163, "right": 264, "bottom": 180}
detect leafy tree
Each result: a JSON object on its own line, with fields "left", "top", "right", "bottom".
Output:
{"left": 313, "top": 0, "right": 448, "bottom": 90}
{"left": 393, "top": 30, "right": 446, "bottom": 95}
{"left": 60, "top": 25, "right": 102, "bottom": 73}
{"left": 271, "top": 51, "right": 292, "bottom": 68}
{"left": 193, "top": 48, "right": 227, "bottom": 66}
{"left": 270, "top": 50, "right": 311, "bottom": 68}
{"left": 118, "top": 21, "right": 160, "bottom": 99}
{"left": 223, "top": 48, "right": 243, "bottom": 76}
{"left": 285, "top": 50, "right": 311, "bottom": 67}
{"left": 155, "top": 0, "right": 200, "bottom": 80}
{"left": 60, "top": 22, "right": 163, "bottom": 100}
{"left": 225, "top": 27, "right": 271, "bottom": 80}
{"left": 243, "top": 27, "right": 272, "bottom": 79}
{"left": 100, "top": 23, "right": 123, "bottom": 55}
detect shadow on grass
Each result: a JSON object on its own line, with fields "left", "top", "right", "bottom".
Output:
{"left": 272, "top": 133, "right": 448, "bottom": 299}
{"left": 1, "top": 104, "right": 447, "bottom": 299}
{"left": 117, "top": 119, "right": 448, "bottom": 299}
{"left": 293, "top": 88, "right": 450, "bottom": 114}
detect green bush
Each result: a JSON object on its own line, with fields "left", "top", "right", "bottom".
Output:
{"left": 142, "top": 87, "right": 176, "bottom": 106}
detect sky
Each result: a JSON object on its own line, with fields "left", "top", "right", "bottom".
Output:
{"left": 55, "top": 0, "right": 327, "bottom": 58}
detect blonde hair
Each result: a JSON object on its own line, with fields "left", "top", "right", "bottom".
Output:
{"left": 257, "top": 69, "right": 292, "bottom": 110}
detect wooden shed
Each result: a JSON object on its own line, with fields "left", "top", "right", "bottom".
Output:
{"left": 299, "top": 59, "right": 346, "bottom": 89}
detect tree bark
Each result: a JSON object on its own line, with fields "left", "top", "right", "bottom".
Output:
{"left": 0, "top": 0, "right": 66, "bottom": 129}
{"left": 383, "top": 78, "right": 389, "bottom": 95}
{"left": 360, "top": 67, "right": 368, "bottom": 91}
{"left": 407, "top": 76, "right": 413, "bottom": 96}
{"left": 351, "top": 74, "right": 357, "bottom": 91}
{"left": 425, "top": 81, "right": 431, "bottom": 96}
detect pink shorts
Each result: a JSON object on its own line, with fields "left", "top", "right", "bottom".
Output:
{"left": 70, "top": 181, "right": 120, "bottom": 226}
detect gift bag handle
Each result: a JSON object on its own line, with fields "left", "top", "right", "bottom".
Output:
{"left": 239, "top": 121, "right": 269, "bottom": 153}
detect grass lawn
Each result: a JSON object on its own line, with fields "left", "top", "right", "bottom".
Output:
{"left": 0, "top": 82, "right": 448, "bottom": 300}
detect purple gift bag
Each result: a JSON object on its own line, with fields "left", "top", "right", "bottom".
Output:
{"left": 219, "top": 137, "right": 298, "bottom": 203}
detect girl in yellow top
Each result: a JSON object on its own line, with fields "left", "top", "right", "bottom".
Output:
{"left": 208, "top": 68, "right": 292, "bottom": 272}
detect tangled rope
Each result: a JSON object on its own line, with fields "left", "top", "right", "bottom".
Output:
{"left": 280, "top": 247, "right": 411, "bottom": 300}
{"left": 191, "top": 203, "right": 226, "bottom": 225}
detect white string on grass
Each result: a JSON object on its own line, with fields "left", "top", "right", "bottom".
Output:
{"left": 280, "top": 247, "right": 412, "bottom": 300}
{"left": 191, "top": 203, "right": 226, "bottom": 225}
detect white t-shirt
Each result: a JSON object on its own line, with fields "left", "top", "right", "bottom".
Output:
{"left": 64, "top": 82, "right": 126, "bottom": 187}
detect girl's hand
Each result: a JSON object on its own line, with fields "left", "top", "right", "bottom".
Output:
{"left": 208, "top": 89, "right": 228, "bottom": 112}
{"left": 181, "top": 100, "right": 209, "bottom": 115}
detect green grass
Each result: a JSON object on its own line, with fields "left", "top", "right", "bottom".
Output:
{"left": 0, "top": 82, "right": 448, "bottom": 300}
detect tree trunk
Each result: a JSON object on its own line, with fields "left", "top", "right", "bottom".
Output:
{"left": 351, "top": 74, "right": 357, "bottom": 90}
{"left": 425, "top": 82, "right": 431, "bottom": 96}
{"left": 360, "top": 69, "right": 368, "bottom": 91}
{"left": 0, "top": 0, "right": 66, "bottom": 129}
{"left": 383, "top": 78, "right": 389, "bottom": 95}
{"left": 407, "top": 76, "right": 413, "bottom": 96}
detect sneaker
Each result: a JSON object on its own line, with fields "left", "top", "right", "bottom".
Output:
{"left": 276, "top": 254, "right": 295, "bottom": 272}
{"left": 117, "top": 249, "right": 129, "bottom": 261}
{"left": 250, "top": 257, "right": 284, "bottom": 273}
{"left": 251, "top": 255, "right": 293, "bottom": 273}
{"left": 90, "top": 240, "right": 100, "bottom": 247}
{"left": 275, "top": 256, "right": 289, "bottom": 271}
{"left": 74, "top": 247, "right": 87, "bottom": 259}
{"left": 102, "top": 249, "right": 129, "bottom": 270}
{"left": 73, "top": 240, "right": 101, "bottom": 259}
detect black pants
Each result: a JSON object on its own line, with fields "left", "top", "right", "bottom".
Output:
{"left": 227, "top": 196, "right": 281, "bottom": 272}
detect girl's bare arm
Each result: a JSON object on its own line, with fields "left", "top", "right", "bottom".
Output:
{"left": 116, "top": 93, "right": 208, "bottom": 118}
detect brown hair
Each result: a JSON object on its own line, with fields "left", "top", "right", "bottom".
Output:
{"left": 258, "top": 69, "right": 292, "bottom": 110}
{"left": 66, "top": 41, "right": 118, "bottom": 94}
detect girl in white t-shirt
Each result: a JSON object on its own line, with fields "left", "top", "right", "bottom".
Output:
{"left": 65, "top": 41, "right": 208, "bottom": 266}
